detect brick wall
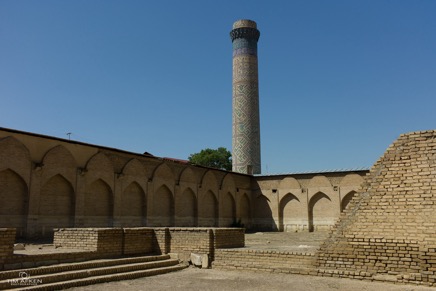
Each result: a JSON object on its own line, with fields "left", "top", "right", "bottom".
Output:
{"left": 213, "top": 249, "right": 316, "bottom": 274}
{"left": 54, "top": 228, "right": 123, "bottom": 257}
{"left": 152, "top": 228, "right": 170, "bottom": 255}
{"left": 123, "top": 228, "right": 154, "bottom": 255}
{"left": 213, "top": 228, "right": 244, "bottom": 249}
{"left": 0, "top": 228, "right": 15, "bottom": 261}
{"left": 54, "top": 227, "right": 244, "bottom": 262}
{"left": 54, "top": 228, "right": 99, "bottom": 251}
{"left": 95, "top": 228, "right": 123, "bottom": 257}
{"left": 316, "top": 130, "right": 436, "bottom": 286}
{"left": 169, "top": 228, "right": 213, "bottom": 261}
{"left": 0, "top": 128, "right": 367, "bottom": 239}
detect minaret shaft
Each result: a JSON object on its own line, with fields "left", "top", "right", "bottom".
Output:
{"left": 230, "top": 20, "right": 261, "bottom": 175}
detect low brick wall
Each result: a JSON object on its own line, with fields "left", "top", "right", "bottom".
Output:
{"left": 169, "top": 228, "right": 213, "bottom": 261}
{"left": 153, "top": 228, "right": 170, "bottom": 255}
{"left": 0, "top": 227, "right": 248, "bottom": 270}
{"left": 317, "top": 237, "right": 436, "bottom": 286}
{"left": 95, "top": 228, "right": 123, "bottom": 257}
{"left": 54, "top": 228, "right": 123, "bottom": 257}
{"left": 213, "top": 228, "right": 244, "bottom": 249}
{"left": 123, "top": 228, "right": 154, "bottom": 255}
{"left": 53, "top": 227, "right": 245, "bottom": 262}
{"left": 0, "top": 228, "right": 16, "bottom": 261}
{"left": 54, "top": 228, "right": 98, "bottom": 251}
{"left": 213, "top": 248, "right": 316, "bottom": 274}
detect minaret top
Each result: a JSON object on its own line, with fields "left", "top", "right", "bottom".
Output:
{"left": 232, "top": 19, "right": 257, "bottom": 29}
{"left": 230, "top": 19, "right": 260, "bottom": 43}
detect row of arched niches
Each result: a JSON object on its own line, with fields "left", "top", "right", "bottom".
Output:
{"left": 0, "top": 134, "right": 367, "bottom": 238}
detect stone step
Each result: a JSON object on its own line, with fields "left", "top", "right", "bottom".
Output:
{"left": 0, "top": 254, "right": 170, "bottom": 280}
{"left": 11, "top": 264, "right": 187, "bottom": 290}
{"left": 0, "top": 255, "right": 188, "bottom": 290}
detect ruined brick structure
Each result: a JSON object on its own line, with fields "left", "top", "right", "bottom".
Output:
{"left": 317, "top": 130, "right": 436, "bottom": 285}
{"left": 0, "top": 127, "right": 365, "bottom": 238}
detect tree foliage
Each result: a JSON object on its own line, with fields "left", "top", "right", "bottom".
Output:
{"left": 188, "top": 147, "right": 232, "bottom": 171}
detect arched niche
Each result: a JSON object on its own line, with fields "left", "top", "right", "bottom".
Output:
{"left": 84, "top": 179, "right": 113, "bottom": 227}
{"left": 239, "top": 194, "right": 251, "bottom": 229}
{"left": 341, "top": 190, "right": 357, "bottom": 212}
{"left": 220, "top": 192, "right": 236, "bottom": 227}
{"left": 278, "top": 192, "right": 302, "bottom": 232}
{"left": 0, "top": 169, "right": 28, "bottom": 237}
{"left": 198, "top": 190, "right": 218, "bottom": 227}
{"left": 151, "top": 184, "right": 174, "bottom": 226}
{"left": 308, "top": 192, "right": 334, "bottom": 232}
{"left": 38, "top": 174, "right": 75, "bottom": 237}
{"left": 175, "top": 187, "right": 197, "bottom": 226}
{"left": 121, "top": 181, "right": 146, "bottom": 226}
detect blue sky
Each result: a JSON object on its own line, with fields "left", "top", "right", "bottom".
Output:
{"left": 1, "top": 1, "right": 435, "bottom": 174}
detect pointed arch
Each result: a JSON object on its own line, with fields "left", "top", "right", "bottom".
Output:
{"left": 86, "top": 152, "right": 114, "bottom": 187}
{"left": 39, "top": 174, "right": 75, "bottom": 237}
{"left": 41, "top": 145, "right": 77, "bottom": 186}
{"left": 84, "top": 179, "right": 113, "bottom": 227}
{"left": 200, "top": 170, "right": 219, "bottom": 194}
{"left": 0, "top": 169, "right": 28, "bottom": 237}
{"left": 308, "top": 192, "right": 333, "bottom": 232}
{"left": 122, "top": 158, "right": 147, "bottom": 177}
{"left": 220, "top": 192, "right": 236, "bottom": 227}
{"left": 152, "top": 163, "right": 174, "bottom": 181}
{"left": 152, "top": 185, "right": 174, "bottom": 226}
{"left": 254, "top": 194, "right": 276, "bottom": 230}
{"left": 239, "top": 193, "right": 251, "bottom": 229}
{"left": 179, "top": 167, "right": 197, "bottom": 184}
{"left": 0, "top": 136, "right": 31, "bottom": 185}
{"left": 308, "top": 175, "right": 332, "bottom": 188}
{"left": 341, "top": 190, "right": 357, "bottom": 212}
{"left": 221, "top": 173, "right": 236, "bottom": 192}
{"left": 198, "top": 190, "right": 218, "bottom": 227}
{"left": 279, "top": 177, "right": 301, "bottom": 190}
{"left": 175, "top": 187, "right": 197, "bottom": 226}
{"left": 340, "top": 174, "right": 364, "bottom": 187}
{"left": 121, "top": 182, "right": 146, "bottom": 226}
{"left": 279, "top": 192, "right": 302, "bottom": 232}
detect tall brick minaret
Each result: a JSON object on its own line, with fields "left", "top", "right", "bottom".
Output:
{"left": 230, "top": 20, "right": 261, "bottom": 174}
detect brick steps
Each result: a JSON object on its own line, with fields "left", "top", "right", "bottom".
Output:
{"left": 0, "top": 255, "right": 169, "bottom": 280}
{"left": 0, "top": 255, "right": 187, "bottom": 290}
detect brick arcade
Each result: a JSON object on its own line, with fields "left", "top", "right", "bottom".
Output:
{"left": 0, "top": 19, "right": 435, "bottom": 287}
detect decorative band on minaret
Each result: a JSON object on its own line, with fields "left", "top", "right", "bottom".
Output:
{"left": 230, "top": 19, "right": 261, "bottom": 175}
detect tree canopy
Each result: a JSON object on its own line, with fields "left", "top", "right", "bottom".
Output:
{"left": 188, "top": 147, "right": 232, "bottom": 171}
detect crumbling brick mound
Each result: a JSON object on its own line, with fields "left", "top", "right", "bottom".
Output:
{"left": 317, "top": 130, "right": 436, "bottom": 286}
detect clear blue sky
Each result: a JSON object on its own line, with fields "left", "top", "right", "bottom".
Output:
{"left": 1, "top": 1, "right": 435, "bottom": 174}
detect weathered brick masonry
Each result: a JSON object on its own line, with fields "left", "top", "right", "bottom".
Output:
{"left": 1, "top": 227, "right": 244, "bottom": 270}
{"left": 0, "top": 229, "right": 15, "bottom": 261}
{"left": 213, "top": 249, "right": 316, "bottom": 274}
{"left": 54, "top": 227, "right": 244, "bottom": 262}
{"left": 316, "top": 130, "right": 436, "bottom": 286}
{"left": 54, "top": 228, "right": 123, "bottom": 257}
{"left": 0, "top": 127, "right": 366, "bottom": 239}
{"left": 123, "top": 228, "right": 154, "bottom": 255}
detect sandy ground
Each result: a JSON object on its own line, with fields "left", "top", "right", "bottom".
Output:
{"left": 67, "top": 267, "right": 435, "bottom": 291}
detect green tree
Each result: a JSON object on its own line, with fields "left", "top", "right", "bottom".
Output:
{"left": 188, "top": 147, "right": 232, "bottom": 171}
